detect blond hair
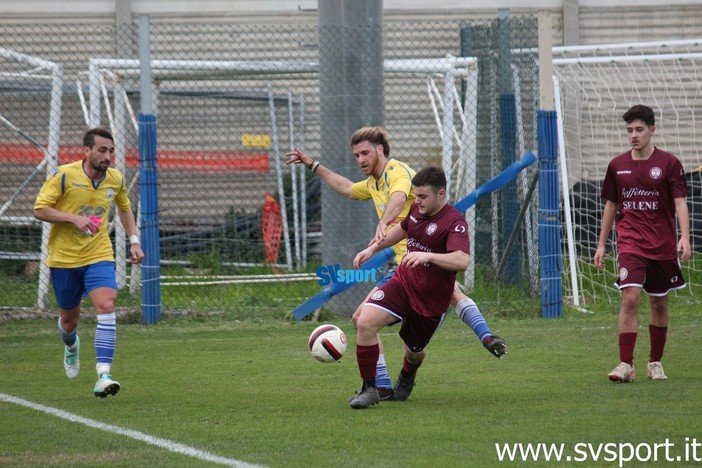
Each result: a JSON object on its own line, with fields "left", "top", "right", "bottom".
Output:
{"left": 350, "top": 126, "right": 390, "bottom": 157}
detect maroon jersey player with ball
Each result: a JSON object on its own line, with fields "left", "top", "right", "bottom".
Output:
{"left": 348, "top": 166, "right": 471, "bottom": 408}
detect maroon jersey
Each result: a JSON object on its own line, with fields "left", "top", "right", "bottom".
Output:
{"left": 601, "top": 147, "right": 687, "bottom": 259}
{"left": 395, "top": 203, "right": 470, "bottom": 317}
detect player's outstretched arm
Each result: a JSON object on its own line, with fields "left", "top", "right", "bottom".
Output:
{"left": 285, "top": 149, "right": 356, "bottom": 199}
{"left": 284, "top": 149, "right": 315, "bottom": 168}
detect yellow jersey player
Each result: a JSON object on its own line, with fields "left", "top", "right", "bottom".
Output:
{"left": 34, "top": 127, "right": 144, "bottom": 397}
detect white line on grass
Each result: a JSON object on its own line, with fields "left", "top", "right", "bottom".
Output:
{"left": 0, "top": 393, "right": 264, "bottom": 468}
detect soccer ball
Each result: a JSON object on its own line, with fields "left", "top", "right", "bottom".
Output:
{"left": 308, "top": 324, "right": 347, "bottom": 363}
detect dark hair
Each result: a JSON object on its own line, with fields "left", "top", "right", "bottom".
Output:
{"left": 350, "top": 126, "right": 390, "bottom": 157}
{"left": 622, "top": 105, "right": 655, "bottom": 127}
{"left": 83, "top": 127, "right": 114, "bottom": 148}
{"left": 412, "top": 166, "right": 446, "bottom": 191}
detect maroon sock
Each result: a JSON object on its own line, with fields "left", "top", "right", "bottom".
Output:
{"left": 401, "top": 356, "right": 421, "bottom": 376}
{"left": 619, "top": 332, "right": 637, "bottom": 366}
{"left": 356, "top": 343, "right": 380, "bottom": 381}
{"left": 649, "top": 324, "right": 668, "bottom": 362}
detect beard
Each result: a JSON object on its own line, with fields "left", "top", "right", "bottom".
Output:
{"left": 90, "top": 159, "right": 110, "bottom": 173}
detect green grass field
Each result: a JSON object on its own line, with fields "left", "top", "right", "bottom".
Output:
{"left": 1, "top": 310, "right": 701, "bottom": 467}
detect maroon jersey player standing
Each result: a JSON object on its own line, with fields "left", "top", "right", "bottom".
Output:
{"left": 348, "top": 166, "right": 470, "bottom": 408}
{"left": 594, "top": 104, "right": 691, "bottom": 383}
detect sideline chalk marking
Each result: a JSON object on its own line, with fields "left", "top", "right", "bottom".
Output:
{"left": 0, "top": 393, "right": 264, "bottom": 468}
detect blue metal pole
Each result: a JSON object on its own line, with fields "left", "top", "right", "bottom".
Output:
{"left": 537, "top": 110, "right": 563, "bottom": 318}
{"left": 138, "top": 113, "right": 160, "bottom": 324}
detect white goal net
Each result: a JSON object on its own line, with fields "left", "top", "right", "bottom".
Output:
{"left": 554, "top": 39, "right": 702, "bottom": 308}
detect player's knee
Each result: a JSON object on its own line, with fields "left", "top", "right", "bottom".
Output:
{"left": 349, "top": 314, "right": 361, "bottom": 333}
{"left": 92, "top": 297, "right": 116, "bottom": 314}
{"left": 649, "top": 298, "right": 669, "bottom": 317}
{"left": 620, "top": 295, "right": 640, "bottom": 312}
{"left": 451, "top": 284, "right": 467, "bottom": 306}
{"left": 60, "top": 310, "right": 80, "bottom": 331}
{"left": 355, "top": 314, "right": 379, "bottom": 338}
{"left": 355, "top": 318, "right": 375, "bottom": 336}
{"left": 351, "top": 304, "right": 363, "bottom": 328}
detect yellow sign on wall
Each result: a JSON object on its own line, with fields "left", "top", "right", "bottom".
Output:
{"left": 242, "top": 134, "right": 272, "bottom": 148}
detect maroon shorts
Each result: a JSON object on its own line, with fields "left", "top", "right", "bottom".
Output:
{"left": 366, "top": 277, "right": 446, "bottom": 353}
{"left": 616, "top": 253, "right": 686, "bottom": 296}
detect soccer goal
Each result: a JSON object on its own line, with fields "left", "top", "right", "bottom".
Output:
{"left": 553, "top": 39, "right": 702, "bottom": 308}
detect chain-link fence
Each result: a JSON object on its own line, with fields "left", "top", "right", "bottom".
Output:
{"left": 0, "top": 13, "right": 542, "bottom": 320}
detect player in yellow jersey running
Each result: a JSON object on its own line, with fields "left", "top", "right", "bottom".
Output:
{"left": 287, "top": 126, "right": 505, "bottom": 400}
{"left": 34, "top": 127, "right": 144, "bottom": 398}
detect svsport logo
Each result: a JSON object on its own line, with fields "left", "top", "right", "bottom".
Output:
{"left": 316, "top": 263, "right": 380, "bottom": 286}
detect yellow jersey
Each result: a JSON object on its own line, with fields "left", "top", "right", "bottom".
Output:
{"left": 350, "top": 158, "right": 415, "bottom": 263}
{"left": 34, "top": 160, "right": 132, "bottom": 268}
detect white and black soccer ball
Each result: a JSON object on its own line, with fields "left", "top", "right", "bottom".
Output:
{"left": 308, "top": 324, "right": 347, "bottom": 363}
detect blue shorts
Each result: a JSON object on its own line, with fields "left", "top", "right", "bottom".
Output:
{"left": 50, "top": 261, "right": 118, "bottom": 309}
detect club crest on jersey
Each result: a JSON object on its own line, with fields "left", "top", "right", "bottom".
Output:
{"left": 649, "top": 167, "right": 662, "bottom": 180}
{"left": 426, "top": 223, "right": 437, "bottom": 235}
{"left": 619, "top": 267, "right": 628, "bottom": 280}
{"left": 107, "top": 188, "right": 114, "bottom": 200}
{"left": 371, "top": 290, "right": 385, "bottom": 301}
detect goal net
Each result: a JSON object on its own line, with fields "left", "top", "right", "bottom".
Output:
{"left": 553, "top": 39, "right": 702, "bottom": 308}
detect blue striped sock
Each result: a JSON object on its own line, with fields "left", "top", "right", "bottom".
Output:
{"left": 375, "top": 354, "right": 393, "bottom": 389}
{"left": 456, "top": 298, "right": 492, "bottom": 342}
{"left": 95, "top": 312, "right": 117, "bottom": 369}
{"left": 57, "top": 318, "right": 77, "bottom": 348}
